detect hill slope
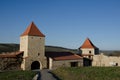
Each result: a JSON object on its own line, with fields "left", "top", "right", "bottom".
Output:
{"left": 0, "top": 44, "right": 120, "bottom": 56}
{"left": 0, "top": 44, "right": 19, "bottom": 53}
{"left": 0, "top": 44, "right": 78, "bottom": 54}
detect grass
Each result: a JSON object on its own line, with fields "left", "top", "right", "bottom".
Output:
{"left": 0, "top": 70, "right": 37, "bottom": 80}
{"left": 53, "top": 67, "right": 120, "bottom": 80}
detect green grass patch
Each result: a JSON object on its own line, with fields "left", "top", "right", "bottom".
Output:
{"left": 0, "top": 70, "right": 37, "bottom": 80}
{"left": 53, "top": 67, "right": 120, "bottom": 80}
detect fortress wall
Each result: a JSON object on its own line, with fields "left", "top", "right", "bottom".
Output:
{"left": 0, "top": 57, "right": 22, "bottom": 71}
{"left": 52, "top": 59, "right": 83, "bottom": 69}
{"left": 92, "top": 53, "right": 120, "bottom": 66}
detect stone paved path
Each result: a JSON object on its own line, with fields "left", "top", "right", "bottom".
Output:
{"left": 33, "top": 69, "right": 59, "bottom": 80}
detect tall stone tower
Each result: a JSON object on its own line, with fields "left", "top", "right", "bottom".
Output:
{"left": 20, "top": 22, "right": 46, "bottom": 70}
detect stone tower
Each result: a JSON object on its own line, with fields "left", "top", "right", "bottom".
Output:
{"left": 20, "top": 22, "right": 46, "bottom": 70}
{"left": 79, "top": 38, "right": 99, "bottom": 55}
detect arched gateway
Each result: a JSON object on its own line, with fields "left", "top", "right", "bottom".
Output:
{"left": 31, "top": 61, "right": 40, "bottom": 70}
{"left": 20, "top": 22, "right": 47, "bottom": 70}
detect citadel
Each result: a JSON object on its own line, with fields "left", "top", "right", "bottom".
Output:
{"left": 0, "top": 22, "right": 120, "bottom": 70}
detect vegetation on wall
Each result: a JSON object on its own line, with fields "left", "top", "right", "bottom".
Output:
{"left": 0, "top": 55, "right": 23, "bottom": 71}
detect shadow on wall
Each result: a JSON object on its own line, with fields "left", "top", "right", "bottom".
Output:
{"left": 83, "top": 58, "right": 92, "bottom": 66}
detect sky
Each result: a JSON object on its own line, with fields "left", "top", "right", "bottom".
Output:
{"left": 0, "top": 0, "right": 120, "bottom": 50}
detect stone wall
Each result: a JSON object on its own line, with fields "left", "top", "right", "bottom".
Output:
{"left": 0, "top": 57, "right": 22, "bottom": 71}
{"left": 81, "top": 48, "right": 95, "bottom": 55}
{"left": 52, "top": 59, "right": 83, "bottom": 69}
{"left": 92, "top": 53, "right": 120, "bottom": 66}
{"left": 20, "top": 36, "right": 47, "bottom": 70}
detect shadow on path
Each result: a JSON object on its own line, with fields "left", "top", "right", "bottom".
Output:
{"left": 36, "top": 69, "right": 61, "bottom": 80}
{"left": 48, "top": 71, "right": 61, "bottom": 80}
{"left": 37, "top": 71, "right": 41, "bottom": 80}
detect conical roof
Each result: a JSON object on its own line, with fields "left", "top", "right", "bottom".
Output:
{"left": 80, "top": 38, "right": 98, "bottom": 49}
{"left": 21, "top": 22, "right": 45, "bottom": 37}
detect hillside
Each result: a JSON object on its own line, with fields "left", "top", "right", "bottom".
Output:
{"left": 0, "top": 44, "right": 78, "bottom": 54}
{"left": 45, "top": 46, "right": 78, "bottom": 53}
{"left": 0, "top": 44, "right": 120, "bottom": 56}
{"left": 0, "top": 44, "right": 19, "bottom": 53}
{"left": 102, "top": 50, "right": 120, "bottom": 56}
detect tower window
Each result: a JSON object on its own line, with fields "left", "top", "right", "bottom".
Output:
{"left": 89, "top": 56, "right": 91, "bottom": 58}
{"left": 89, "top": 51, "right": 91, "bottom": 53}
{"left": 38, "top": 53, "right": 40, "bottom": 56}
{"left": 116, "top": 63, "right": 118, "bottom": 66}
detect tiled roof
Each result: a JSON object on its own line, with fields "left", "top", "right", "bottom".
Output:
{"left": 45, "top": 52, "right": 82, "bottom": 61}
{"left": 0, "top": 51, "right": 23, "bottom": 58}
{"left": 21, "top": 22, "right": 45, "bottom": 37}
{"left": 80, "top": 38, "right": 98, "bottom": 49}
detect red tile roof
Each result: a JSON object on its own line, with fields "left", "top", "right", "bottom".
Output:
{"left": 53, "top": 54, "right": 82, "bottom": 61}
{"left": 45, "top": 52, "right": 82, "bottom": 61}
{"left": 21, "top": 22, "right": 45, "bottom": 37}
{"left": 80, "top": 38, "right": 98, "bottom": 49}
{"left": 0, "top": 51, "right": 23, "bottom": 58}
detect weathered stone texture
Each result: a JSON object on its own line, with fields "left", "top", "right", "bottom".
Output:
{"left": 52, "top": 59, "right": 83, "bottom": 69}
{"left": 20, "top": 36, "right": 47, "bottom": 70}
{"left": 0, "top": 57, "right": 22, "bottom": 71}
{"left": 92, "top": 53, "right": 120, "bottom": 66}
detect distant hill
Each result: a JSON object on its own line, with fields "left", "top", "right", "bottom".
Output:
{"left": 0, "top": 44, "right": 78, "bottom": 54}
{"left": 45, "top": 46, "right": 78, "bottom": 53}
{"left": 0, "top": 44, "right": 120, "bottom": 56}
{"left": 0, "top": 43, "right": 19, "bottom": 53}
{"left": 101, "top": 50, "right": 120, "bottom": 56}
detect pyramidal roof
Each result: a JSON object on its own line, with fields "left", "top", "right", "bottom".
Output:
{"left": 80, "top": 38, "right": 98, "bottom": 49}
{"left": 21, "top": 22, "right": 45, "bottom": 37}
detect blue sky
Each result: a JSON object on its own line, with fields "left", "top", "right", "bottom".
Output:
{"left": 0, "top": 0, "right": 120, "bottom": 50}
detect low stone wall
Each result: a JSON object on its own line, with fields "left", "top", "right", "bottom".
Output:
{"left": 52, "top": 59, "right": 83, "bottom": 69}
{"left": 0, "top": 54, "right": 23, "bottom": 71}
{"left": 92, "top": 53, "right": 120, "bottom": 66}
{"left": 0, "top": 58, "right": 20, "bottom": 70}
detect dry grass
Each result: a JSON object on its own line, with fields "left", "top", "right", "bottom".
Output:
{"left": 53, "top": 67, "right": 120, "bottom": 80}
{"left": 0, "top": 70, "right": 36, "bottom": 80}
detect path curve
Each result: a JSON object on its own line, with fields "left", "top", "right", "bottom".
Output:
{"left": 33, "top": 69, "right": 60, "bottom": 80}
